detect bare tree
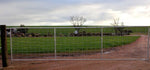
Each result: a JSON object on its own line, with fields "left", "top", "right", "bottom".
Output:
{"left": 70, "top": 16, "right": 86, "bottom": 34}
{"left": 111, "top": 18, "right": 124, "bottom": 35}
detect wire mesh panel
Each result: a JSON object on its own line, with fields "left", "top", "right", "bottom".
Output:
{"left": 11, "top": 28, "right": 55, "bottom": 59}
{"left": 8, "top": 26, "right": 150, "bottom": 61}
{"left": 56, "top": 28, "right": 102, "bottom": 59}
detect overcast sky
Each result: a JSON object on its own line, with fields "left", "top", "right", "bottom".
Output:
{"left": 0, "top": 0, "right": 150, "bottom": 26}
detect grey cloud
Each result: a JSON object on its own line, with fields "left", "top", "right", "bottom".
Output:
{"left": 0, "top": 0, "right": 150, "bottom": 26}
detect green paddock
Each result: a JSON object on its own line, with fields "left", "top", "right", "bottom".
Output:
{"left": 0, "top": 36, "right": 140, "bottom": 54}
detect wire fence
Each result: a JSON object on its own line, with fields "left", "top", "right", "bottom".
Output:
{"left": 6, "top": 26, "right": 150, "bottom": 61}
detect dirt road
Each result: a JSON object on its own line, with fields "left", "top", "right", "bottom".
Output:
{"left": 2, "top": 35, "right": 150, "bottom": 70}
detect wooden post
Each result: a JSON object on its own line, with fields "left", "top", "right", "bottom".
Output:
{"left": 1, "top": 25, "right": 8, "bottom": 67}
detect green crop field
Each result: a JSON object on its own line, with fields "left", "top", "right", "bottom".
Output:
{"left": 0, "top": 26, "right": 147, "bottom": 54}
{"left": 1, "top": 36, "right": 140, "bottom": 54}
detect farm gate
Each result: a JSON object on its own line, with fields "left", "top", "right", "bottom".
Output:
{"left": 7, "top": 26, "right": 150, "bottom": 62}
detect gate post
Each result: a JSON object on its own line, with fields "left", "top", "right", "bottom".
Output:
{"left": 1, "top": 25, "right": 9, "bottom": 67}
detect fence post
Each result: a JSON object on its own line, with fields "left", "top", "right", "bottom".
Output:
{"left": 1, "top": 25, "right": 8, "bottom": 67}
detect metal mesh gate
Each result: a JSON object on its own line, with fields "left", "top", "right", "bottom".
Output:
{"left": 7, "top": 26, "right": 149, "bottom": 61}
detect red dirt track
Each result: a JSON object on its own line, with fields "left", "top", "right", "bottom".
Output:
{"left": 1, "top": 35, "right": 150, "bottom": 70}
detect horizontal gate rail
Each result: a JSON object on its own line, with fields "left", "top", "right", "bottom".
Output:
{"left": 9, "top": 26, "right": 150, "bottom": 29}
{"left": 12, "top": 58, "right": 147, "bottom": 61}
